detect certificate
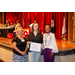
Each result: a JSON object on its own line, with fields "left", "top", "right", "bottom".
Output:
{"left": 30, "top": 42, "right": 41, "bottom": 52}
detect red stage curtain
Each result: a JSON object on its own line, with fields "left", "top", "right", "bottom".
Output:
{"left": 25, "top": 12, "right": 28, "bottom": 28}
{"left": 6, "top": 12, "right": 68, "bottom": 39}
{"left": 30, "top": 12, "right": 35, "bottom": 24}
{"left": 13, "top": 12, "right": 15, "bottom": 24}
{"left": 28, "top": 12, "right": 31, "bottom": 25}
{"left": 41, "top": 12, "right": 45, "bottom": 33}
{"left": 36, "top": 12, "right": 39, "bottom": 23}
{"left": 38, "top": 12, "right": 42, "bottom": 29}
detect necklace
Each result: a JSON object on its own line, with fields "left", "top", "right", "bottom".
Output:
{"left": 45, "top": 32, "right": 51, "bottom": 45}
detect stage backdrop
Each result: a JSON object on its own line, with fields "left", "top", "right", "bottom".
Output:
{"left": 6, "top": 12, "right": 68, "bottom": 39}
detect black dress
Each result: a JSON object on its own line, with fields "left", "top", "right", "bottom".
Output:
{"left": 12, "top": 37, "right": 27, "bottom": 56}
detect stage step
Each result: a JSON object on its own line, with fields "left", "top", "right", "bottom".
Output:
{"left": 0, "top": 59, "right": 4, "bottom": 62}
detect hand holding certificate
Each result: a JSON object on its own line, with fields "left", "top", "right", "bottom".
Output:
{"left": 30, "top": 42, "right": 41, "bottom": 52}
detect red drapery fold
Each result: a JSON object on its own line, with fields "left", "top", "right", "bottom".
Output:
{"left": 36, "top": 12, "right": 39, "bottom": 23}
{"left": 41, "top": 12, "right": 45, "bottom": 33}
{"left": 38, "top": 12, "right": 42, "bottom": 29}
{"left": 6, "top": 12, "right": 68, "bottom": 39}
{"left": 30, "top": 12, "right": 35, "bottom": 24}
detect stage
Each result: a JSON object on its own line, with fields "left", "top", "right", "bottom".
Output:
{"left": 0, "top": 37, "right": 75, "bottom": 55}
{"left": 57, "top": 39, "right": 75, "bottom": 51}
{"left": 55, "top": 39, "right": 75, "bottom": 56}
{"left": 0, "top": 37, "right": 75, "bottom": 62}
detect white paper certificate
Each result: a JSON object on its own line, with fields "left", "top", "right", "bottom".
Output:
{"left": 30, "top": 42, "right": 41, "bottom": 52}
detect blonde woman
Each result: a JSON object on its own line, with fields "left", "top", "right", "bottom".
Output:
{"left": 12, "top": 27, "right": 28, "bottom": 62}
{"left": 13, "top": 23, "right": 21, "bottom": 37}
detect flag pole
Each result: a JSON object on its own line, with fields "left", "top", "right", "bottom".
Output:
{"left": 19, "top": 12, "right": 21, "bottom": 25}
{"left": 62, "top": 12, "right": 66, "bottom": 41}
{"left": 15, "top": 12, "right": 16, "bottom": 24}
{"left": 12, "top": 12, "right": 13, "bottom": 24}
{"left": 28, "top": 12, "right": 29, "bottom": 27}
{"left": 64, "top": 12, "right": 66, "bottom": 41}
{"left": 42, "top": 12, "right": 44, "bottom": 33}
{"left": 23, "top": 12, "right": 25, "bottom": 28}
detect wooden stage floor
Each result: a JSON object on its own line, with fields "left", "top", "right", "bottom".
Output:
{"left": 0, "top": 37, "right": 75, "bottom": 51}
{"left": 56, "top": 39, "right": 75, "bottom": 51}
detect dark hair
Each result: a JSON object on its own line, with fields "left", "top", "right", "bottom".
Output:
{"left": 45, "top": 24, "right": 51, "bottom": 28}
{"left": 45, "top": 24, "right": 51, "bottom": 32}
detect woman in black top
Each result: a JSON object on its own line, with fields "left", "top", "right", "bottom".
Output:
{"left": 27, "top": 23, "right": 43, "bottom": 62}
{"left": 12, "top": 27, "right": 28, "bottom": 62}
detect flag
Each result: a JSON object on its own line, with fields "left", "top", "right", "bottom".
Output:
{"left": 28, "top": 19, "right": 29, "bottom": 27}
{"left": 37, "top": 12, "right": 42, "bottom": 31}
{"left": 51, "top": 12, "right": 56, "bottom": 33}
{"left": 36, "top": 12, "right": 38, "bottom": 23}
{"left": 62, "top": 13, "right": 66, "bottom": 40}
{"left": 12, "top": 18, "right": 13, "bottom": 24}
{"left": 19, "top": 14, "right": 21, "bottom": 24}
{"left": 35, "top": 15, "right": 36, "bottom": 21}
{"left": 51, "top": 13, "right": 54, "bottom": 27}
{"left": 52, "top": 12, "right": 54, "bottom": 20}
{"left": 15, "top": 13, "right": 16, "bottom": 24}
{"left": 28, "top": 12, "right": 30, "bottom": 27}
{"left": 22, "top": 14, "right": 25, "bottom": 28}
{"left": 12, "top": 13, "right": 13, "bottom": 24}
{"left": 34, "top": 12, "right": 36, "bottom": 23}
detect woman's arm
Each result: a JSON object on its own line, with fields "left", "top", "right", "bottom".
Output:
{"left": 24, "top": 45, "right": 29, "bottom": 55}
{"left": 27, "top": 41, "right": 31, "bottom": 44}
{"left": 12, "top": 42, "right": 25, "bottom": 55}
{"left": 50, "top": 34, "right": 58, "bottom": 58}
{"left": 41, "top": 44, "right": 44, "bottom": 49}
{"left": 51, "top": 34, "right": 58, "bottom": 53}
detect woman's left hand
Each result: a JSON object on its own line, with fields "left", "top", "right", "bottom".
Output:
{"left": 50, "top": 53, "right": 54, "bottom": 58}
{"left": 23, "top": 46, "right": 28, "bottom": 55}
{"left": 38, "top": 50, "right": 42, "bottom": 53}
{"left": 21, "top": 51, "right": 26, "bottom": 56}
{"left": 41, "top": 44, "right": 44, "bottom": 49}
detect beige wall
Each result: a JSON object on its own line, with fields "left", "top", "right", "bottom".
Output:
{"left": 0, "top": 46, "right": 13, "bottom": 62}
